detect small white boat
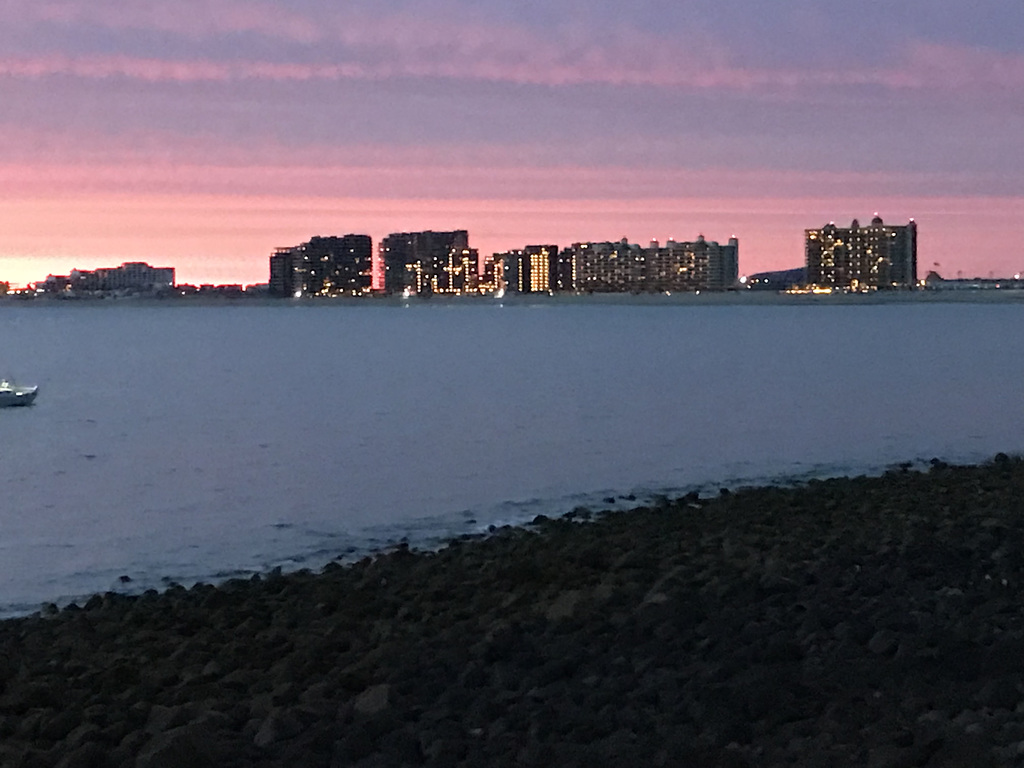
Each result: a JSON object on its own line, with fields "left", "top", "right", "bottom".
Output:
{"left": 0, "top": 379, "right": 38, "bottom": 407}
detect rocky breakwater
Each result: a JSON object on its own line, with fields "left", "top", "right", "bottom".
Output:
{"left": 4, "top": 456, "right": 1024, "bottom": 766}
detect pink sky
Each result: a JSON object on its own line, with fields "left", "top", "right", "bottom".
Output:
{"left": 2, "top": 1, "right": 1023, "bottom": 287}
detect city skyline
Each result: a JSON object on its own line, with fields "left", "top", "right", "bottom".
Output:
{"left": 1, "top": 1, "right": 1023, "bottom": 287}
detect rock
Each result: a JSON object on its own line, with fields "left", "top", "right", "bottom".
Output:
{"left": 866, "top": 744, "right": 919, "bottom": 768}
{"left": 924, "top": 732, "right": 998, "bottom": 767}
{"left": 545, "top": 590, "right": 582, "bottom": 621}
{"left": 65, "top": 723, "right": 102, "bottom": 750}
{"left": 976, "top": 678, "right": 1019, "bottom": 711}
{"left": 253, "top": 709, "right": 304, "bottom": 748}
{"left": 107, "top": 730, "right": 149, "bottom": 767}
{"left": 981, "top": 636, "right": 1024, "bottom": 676}
{"left": 334, "top": 729, "right": 375, "bottom": 762}
{"left": 868, "top": 629, "right": 900, "bottom": 656}
{"left": 0, "top": 681, "right": 60, "bottom": 713}
{"left": 144, "top": 704, "right": 197, "bottom": 735}
{"left": 39, "top": 708, "right": 82, "bottom": 742}
{"left": 375, "top": 727, "right": 423, "bottom": 765}
{"left": 997, "top": 740, "right": 1024, "bottom": 761}
{"left": 353, "top": 684, "right": 391, "bottom": 716}
{"left": 135, "top": 722, "right": 221, "bottom": 768}
{"left": 54, "top": 742, "right": 104, "bottom": 768}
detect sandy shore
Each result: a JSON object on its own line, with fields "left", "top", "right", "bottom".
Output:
{"left": 2, "top": 456, "right": 1024, "bottom": 766}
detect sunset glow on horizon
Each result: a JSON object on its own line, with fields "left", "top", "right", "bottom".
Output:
{"left": 2, "top": 1, "right": 1023, "bottom": 287}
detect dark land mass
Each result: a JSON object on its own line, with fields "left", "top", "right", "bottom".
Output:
{"left": 4, "top": 457, "right": 1024, "bottom": 767}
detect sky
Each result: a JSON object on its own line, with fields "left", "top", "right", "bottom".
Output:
{"left": 1, "top": 0, "right": 1023, "bottom": 287}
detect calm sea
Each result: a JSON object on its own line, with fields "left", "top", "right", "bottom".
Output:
{"left": 1, "top": 296, "right": 1023, "bottom": 615}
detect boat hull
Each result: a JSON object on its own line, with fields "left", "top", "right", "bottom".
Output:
{"left": 0, "top": 386, "right": 38, "bottom": 407}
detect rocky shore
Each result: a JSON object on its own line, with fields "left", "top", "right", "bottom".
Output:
{"left": 3, "top": 456, "right": 1024, "bottom": 766}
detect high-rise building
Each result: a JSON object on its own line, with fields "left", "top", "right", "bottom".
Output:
{"left": 269, "top": 235, "right": 373, "bottom": 297}
{"left": 523, "top": 245, "right": 554, "bottom": 293}
{"left": 379, "top": 230, "right": 480, "bottom": 295}
{"left": 496, "top": 249, "right": 523, "bottom": 294}
{"left": 476, "top": 254, "right": 501, "bottom": 295}
{"left": 499, "top": 245, "right": 558, "bottom": 293}
{"left": 644, "top": 236, "right": 739, "bottom": 292}
{"left": 551, "top": 248, "right": 576, "bottom": 292}
{"left": 708, "top": 236, "right": 740, "bottom": 291}
{"left": 805, "top": 216, "right": 917, "bottom": 290}
{"left": 269, "top": 248, "right": 294, "bottom": 297}
{"left": 568, "top": 236, "right": 738, "bottom": 293}
{"left": 573, "top": 239, "right": 645, "bottom": 293}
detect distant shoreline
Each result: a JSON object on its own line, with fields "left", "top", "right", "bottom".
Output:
{"left": 3, "top": 289, "right": 1024, "bottom": 308}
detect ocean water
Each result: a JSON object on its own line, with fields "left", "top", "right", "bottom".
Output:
{"left": 1, "top": 297, "right": 1023, "bottom": 616}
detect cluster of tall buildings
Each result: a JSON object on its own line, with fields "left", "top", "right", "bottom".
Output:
{"left": 10, "top": 216, "right": 922, "bottom": 300}
{"left": 268, "top": 230, "right": 740, "bottom": 297}
{"left": 269, "top": 231, "right": 496, "bottom": 298}
{"left": 268, "top": 218, "right": 920, "bottom": 297}
{"left": 501, "top": 236, "right": 740, "bottom": 295}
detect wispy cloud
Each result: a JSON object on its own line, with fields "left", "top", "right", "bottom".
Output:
{"left": 0, "top": 54, "right": 367, "bottom": 83}
{"left": 6, "top": 0, "right": 324, "bottom": 43}
{"left": 3, "top": 40, "right": 1023, "bottom": 95}
{"left": 888, "top": 42, "right": 1024, "bottom": 91}
{"left": 5, "top": 0, "right": 1023, "bottom": 95}
{"left": 2, "top": 153, "right": 1019, "bottom": 201}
